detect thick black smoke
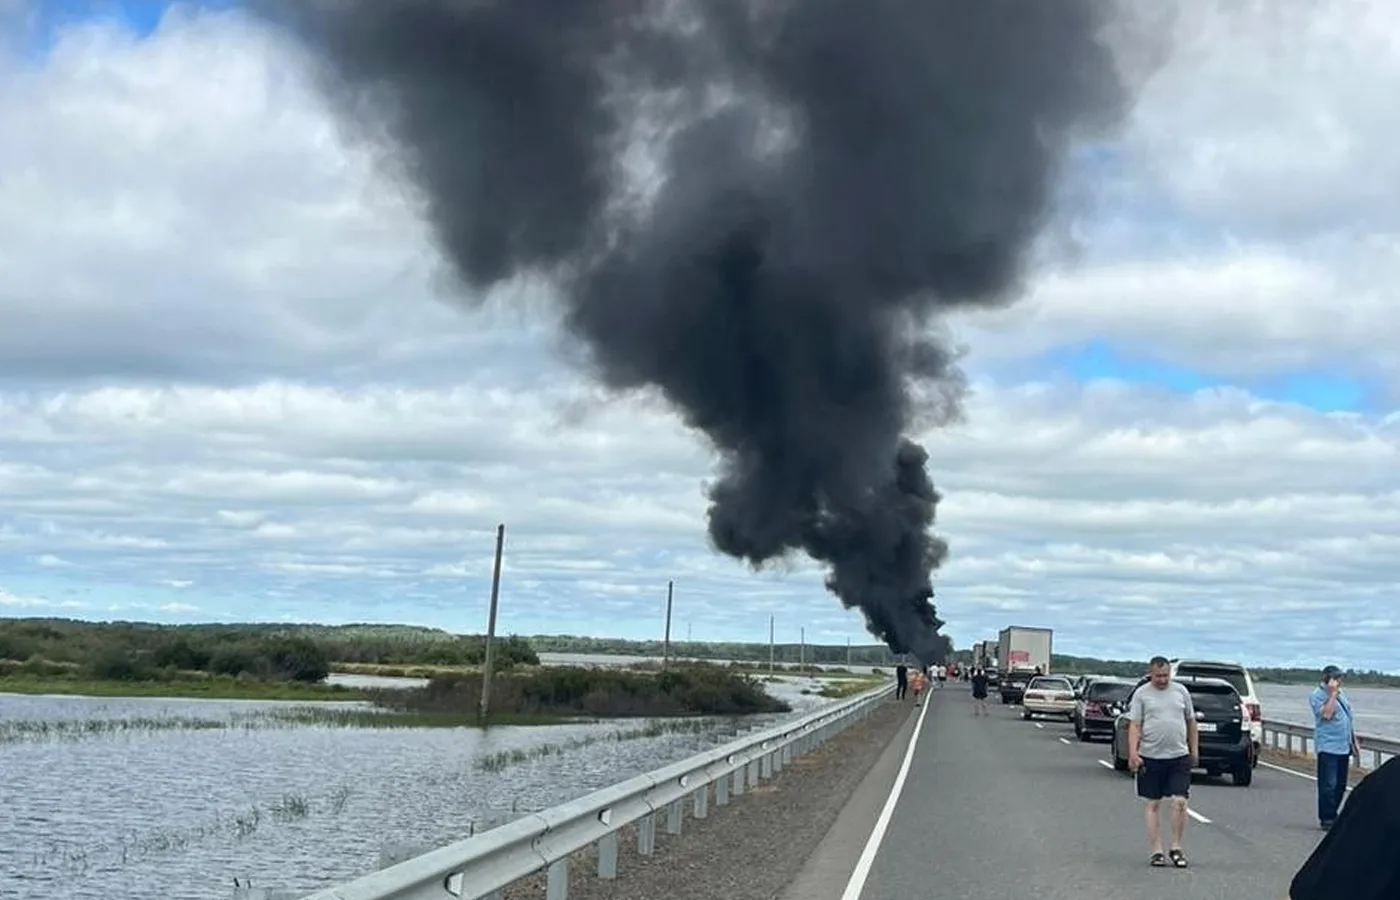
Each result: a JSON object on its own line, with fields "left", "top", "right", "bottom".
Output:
{"left": 259, "top": 0, "right": 1138, "bottom": 665}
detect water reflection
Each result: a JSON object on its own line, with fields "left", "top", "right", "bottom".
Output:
{"left": 1, "top": 674, "right": 835, "bottom": 900}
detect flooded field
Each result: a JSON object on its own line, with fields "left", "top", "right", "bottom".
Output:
{"left": 1, "top": 676, "right": 837, "bottom": 900}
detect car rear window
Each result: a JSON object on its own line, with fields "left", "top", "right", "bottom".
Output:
{"left": 1031, "top": 678, "right": 1070, "bottom": 691}
{"left": 1176, "top": 665, "right": 1250, "bottom": 697}
{"left": 1187, "top": 686, "right": 1241, "bottom": 714}
{"left": 1088, "top": 682, "right": 1132, "bottom": 701}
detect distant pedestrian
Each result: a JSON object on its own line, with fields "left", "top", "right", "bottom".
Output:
{"left": 895, "top": 663, "right": 908, "bottom": 700}
{"left": 1287, "top": 755, "right": 1400, "bottom": 900}
{"left": 1310, "top": 665, "right": 1362, "bottom": 830}
{"left": 1127, "top": 656, "right": 1199, "bottom": 869}
{"left": 936, "top": 664, "right": 947, "bottom": 688}
{"left": 911, "top": 667, "right": 926, "bottom": 703}
{"left": 970, "top": 667, "right": 989, "bottom": 716}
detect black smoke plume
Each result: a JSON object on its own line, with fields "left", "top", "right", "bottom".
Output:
{"left": 258, "top": 0, "right": 1140, "bottom": 665}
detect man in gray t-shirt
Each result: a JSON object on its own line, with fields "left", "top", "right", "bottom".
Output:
{"left": 1127, "top": 657, "right": 1199, "bottom": 868}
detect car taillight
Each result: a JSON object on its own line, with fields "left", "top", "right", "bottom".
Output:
{"left": 1247, "top": 703, "right": 1260, "bottom": 721}
{"left": 1084, "top": 702, "right": 1102, "bottom": 715}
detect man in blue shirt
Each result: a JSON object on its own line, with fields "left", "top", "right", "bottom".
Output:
{"left": 1310, "top": 664, "right": 1362, "bottom": 829}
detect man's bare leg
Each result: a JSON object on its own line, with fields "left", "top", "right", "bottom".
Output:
{"left": 1145, "top": 799, "right": 1163, "bottom": 854}
{"left": 1169, "top": 796, "right": 1188, "bottom": 850}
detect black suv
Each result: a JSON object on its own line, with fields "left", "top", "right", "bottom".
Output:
{"left": 1074, "top": 676, "right": 1134, "bottom": 742}
{"left": 999, "top": 667, "right": 1038, "bottom": 704}
{"left": 1109, "top": 675, "right": 1255, "bottom": 786}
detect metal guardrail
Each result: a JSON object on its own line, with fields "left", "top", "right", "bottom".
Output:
{"left": 1260, "top": 719, "right": 1399, "bottom": 771}
{"left": 298, "top": 682, "right": 896, "bottom": 900}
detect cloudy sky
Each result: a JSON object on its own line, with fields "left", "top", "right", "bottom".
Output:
{"left": 2, "top": 0, "right": 1397, "bottom": 670}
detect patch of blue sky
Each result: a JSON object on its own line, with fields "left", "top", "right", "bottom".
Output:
{"left": 1047, "top": 338, "right": 1372, "bottom": 413}
{"left": 10, "top": 0, "right": 238, "bottom": 59}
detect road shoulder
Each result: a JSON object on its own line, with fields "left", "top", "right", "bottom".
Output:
{"left": 777, "top": 694, "right": 924, "bottom": 900}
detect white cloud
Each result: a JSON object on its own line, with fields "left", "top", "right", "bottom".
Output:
{"left": 0, "top": 3, "right": 1397, "bottom": 671}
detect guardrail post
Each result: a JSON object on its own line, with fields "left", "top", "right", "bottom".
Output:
{"left": 597, "top": 832, "right": 619, "bottom": 879}
{"left": 747, "top": 758, "right": 761, "bottom": 785}
{"left": 638, "top": 812, "right": 657, "bottom": 856}
{"left": 666, "top": 799, "right": 683, "bottom": 835}
{"left": 760, "top": 751, "right": 773, "bottom": 779}
{"left": 715, "top": 773, "right": 729, "bottom": 806}
{"left": 693, "top": 784, "right": 709, "bottom": 818}
{"left": 732, "top": 765, "right": 746, "bottom": 796}
{"left": 546, "top": 859, "right": 568, "bottom": 900}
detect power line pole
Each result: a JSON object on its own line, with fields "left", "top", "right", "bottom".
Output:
{"left": 662, "top": 580, "right": 674, "bottom": 670}
{"left": 800, "top": 626, "right": 806, "bottom": 669}
{"left": 846, "top": 636, "right": 851, "bottom": 667}
{"left": 478, "top": 524, "right": 505, "bottom": 725}
{"left": 768, "top": 615, "right": 775, "bottom": 676}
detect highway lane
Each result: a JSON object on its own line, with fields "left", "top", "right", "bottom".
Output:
{"left": 853, "top": 683, "right": 1329, "bottom": 900}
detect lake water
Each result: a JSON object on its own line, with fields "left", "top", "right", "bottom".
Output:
{"left": 0, "top": 673, "right": 839, "bottom": 900}
{"left": 1254, "top": 682, "right": 1400, "bottom": 740}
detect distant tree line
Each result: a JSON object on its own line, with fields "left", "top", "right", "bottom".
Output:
{"left": 1045, "top": 652, "right": 1400, "bottom": 687}
{"left": 526, "top": 634, "right": 908, "bottom": 665}
{"left": 0, "top": 619, "right": 539, "bottom": 684}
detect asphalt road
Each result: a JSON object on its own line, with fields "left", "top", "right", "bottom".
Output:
{"left": 853, "top": 683, "right": 1332, "bottom": 900}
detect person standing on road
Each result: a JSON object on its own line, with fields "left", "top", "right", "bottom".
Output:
{"left": 970, "top": 666, "right": 989, "bottom": 716}
{"left": 895, "top": 663, "right": 908, "bottom": 700}
{"left": 1287, "top": 754, "right": 1400, "bottom": 900}
{"left": 1127, "top": 656, "right": 1199, "bottom": 869}
{"left": 936, "top": 664, "right": 947, "bottom": 688}
{"left": 1310, "top": 664, "right": 1361, "bottom": 830}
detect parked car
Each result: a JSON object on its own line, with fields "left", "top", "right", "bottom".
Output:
{"left": 1022, "top": 675, "right": 1076, "bottom": 720}
{"left": 1110, "top": 675, "right": 1255, "bottom": 786}
{"left": 999, "top": 666, "right": 1039, "bottom": 704}
{"left": 1070, "top": 673, "right": 1106, "bottom": 695}
{"left": 1170, "top": 658, "right": 1261, "bottom": 764}
{"left": 1074, "top": 676, "right": 1134, "bottom": 742}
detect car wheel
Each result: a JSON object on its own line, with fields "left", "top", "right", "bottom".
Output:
{"left": 1112, "top": 746, "right": 1128, "bottom": 771}
{"left": 1021, "top": 709, "right": 1032, "bottom": 720}
{"left": 1078, "top": 725, "right": 1092, "bottom": 742}
{"left": 1232, "top": 764, "right": 1253, "bottom": 787}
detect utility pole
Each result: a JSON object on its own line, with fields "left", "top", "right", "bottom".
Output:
{"left": 800, "top": 627, "right": 806, "bottom": 669}
{"left": 662, "top": 580, "right": 674, "bottom": 670}
{"left": 768, "top": 615, "right": 775, "bottom": 676}
{"left": 478, "top": 524, "right": 505, "bottom": 725}
{"left": 846, "top": 637, "right": 851, "bottom": 667}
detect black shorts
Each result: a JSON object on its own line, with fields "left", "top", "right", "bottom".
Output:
{"left": 1136, "top": 755, "right": 1192, "bottom": 800}
{"left": 971, "top": 686, "right": 988, "bottom": 699}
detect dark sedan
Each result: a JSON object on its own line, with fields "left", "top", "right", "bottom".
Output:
{"left": 1073, "top": 676, "right": 1134, "bottom": 742}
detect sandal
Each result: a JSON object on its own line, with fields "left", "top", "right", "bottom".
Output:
{"left": 1168, "top": 849, "right": 1189, "bottom": 868}
{"left": 1149, "top": 852, "right": 1167, "bottom": 867}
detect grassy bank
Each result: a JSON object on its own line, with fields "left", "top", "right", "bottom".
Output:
{"left": 373, "top": 663, "right": 790, "bottom": 720}
{"left": 0, "top": 673, "right": 369, "bottom": 701}
{"left": 816, "top": 677, "right": 886, "bottom": 699}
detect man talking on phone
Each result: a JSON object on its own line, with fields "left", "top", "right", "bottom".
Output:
{"left": 1311, "top": 665, "right": 1361, "bottom": 830}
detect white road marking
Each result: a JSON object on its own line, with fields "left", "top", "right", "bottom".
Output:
{"left": 1083, "top": 751, "right": 1211, "bottom": 822}
{"left": 1034, "top": 722, "right": 1044, "bottom": 729}
{"left": 1259, "top": 760, "right": 1315, "bottom": 780}
{"left": 1258, "top": 759, "right": 1354, "bottom": 793}
{"left": 1058, "top": 737, "right": 1072, "bottom": 745}
{"left": 839, "top": 688, "right": 933, "bottom": 900}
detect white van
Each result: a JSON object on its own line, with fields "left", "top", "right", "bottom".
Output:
{"left": 1170, "top": 658, "right": 1262, "bottom": 764}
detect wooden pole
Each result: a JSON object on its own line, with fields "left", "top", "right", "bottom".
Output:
{"left": 478, "top": 524, "right": 505, "bottom": 725}
{"left": 662, "top": 580, "right": 674, "bottom": 669}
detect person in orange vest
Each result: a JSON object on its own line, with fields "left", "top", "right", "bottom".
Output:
{"left": 910, "top": 667, "right": 927, "bottom": 704}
